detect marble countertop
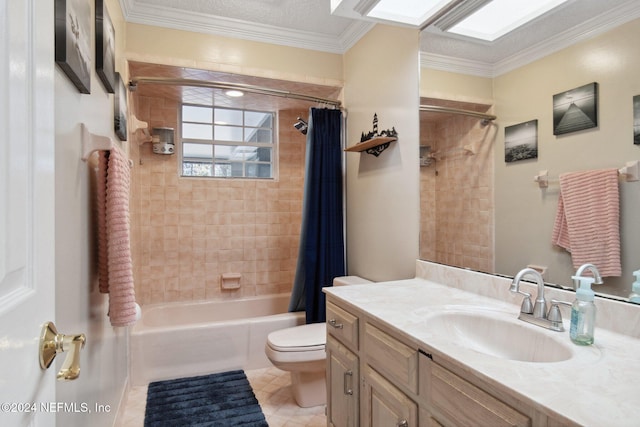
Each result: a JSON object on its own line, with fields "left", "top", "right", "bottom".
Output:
{"left": 325, "top": 274, "right": 640, "bottom": 426}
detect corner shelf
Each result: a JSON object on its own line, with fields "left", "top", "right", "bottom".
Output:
{"left": 344, "top": 136, "right": 397, "bottom": 156}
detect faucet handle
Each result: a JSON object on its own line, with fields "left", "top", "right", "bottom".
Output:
{"left": 515, "top": 291, "right": 533, "bottom": 314}
{"left": 548, "top": 299, "right": 572, "bottom": 324}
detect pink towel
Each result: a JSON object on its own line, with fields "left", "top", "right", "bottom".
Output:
{"left": 97, "top": 146, "right": 137, "bottom": 326}
{"left": 551, "top": 168, "right": 621, "bottom": 277}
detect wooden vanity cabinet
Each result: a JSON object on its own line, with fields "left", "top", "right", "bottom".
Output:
{"left": 325, "top": 296, "right": 576, "bottom": 427}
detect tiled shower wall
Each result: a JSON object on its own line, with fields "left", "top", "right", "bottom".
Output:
{"left": 419, "top": 101, "right": 496, "bottom": 274}
{"left": 129, "top": 94, "right": 308, "bottom": 305}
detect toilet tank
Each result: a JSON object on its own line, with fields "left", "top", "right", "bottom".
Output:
{"left": 333, "top": 276, "right": 373, "bottom": 286}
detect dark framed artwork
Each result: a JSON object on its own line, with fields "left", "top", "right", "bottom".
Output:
{"left": 505, "top": 120, "right": 538, "bottom": 163}
{"left": 95, "top": 0, "right": 115, "bottom": 93}
{"left": 55, "top": 0, "right": 91, "bottom": 94}
{"left": 114, "top": 73, "right": 128, "bottom": 141}
{"left": 553, "top": 82, "right": 598, "bottom": 135}
{"left": 634, "top": 95, "right": 640, "bottom": 145}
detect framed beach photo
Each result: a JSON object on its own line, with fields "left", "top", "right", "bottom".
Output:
{"left": 505, "top": 120, "right": 538, "bottom": 163}
{"left": 95, "top": 0, "right": 116, "bottom": 93}
{"left": 55, "top": 0, "right": 91, "bottom": 94}
{"left": 553, "top": 82, "right": 598, "bottom": 136}
{"left": 114, "top": 73, "right": 128, "bottom": 141}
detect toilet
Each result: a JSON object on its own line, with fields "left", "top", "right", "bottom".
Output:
{"left": 265, "top": 276, "right": 372, "bottom": 407}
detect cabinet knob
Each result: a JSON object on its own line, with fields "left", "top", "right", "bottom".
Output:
{"left": 397, "top": 420, "right": 409, "bottom": 427}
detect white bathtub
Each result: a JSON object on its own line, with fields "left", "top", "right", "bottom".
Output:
{"left": 130, "top": 294, "right": 304, "bottom": 386}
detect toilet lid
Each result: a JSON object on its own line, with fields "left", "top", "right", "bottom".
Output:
{"left": 267, "top": 323, "right": 326, "bottom": 352}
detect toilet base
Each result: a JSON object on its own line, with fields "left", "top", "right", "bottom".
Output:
{"left": 290, "top": 370, "right": 326, "bottom": 408}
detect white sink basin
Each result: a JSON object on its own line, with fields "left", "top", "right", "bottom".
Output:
{"left": 424, "top": 309, "right": 574, "bottom": 363}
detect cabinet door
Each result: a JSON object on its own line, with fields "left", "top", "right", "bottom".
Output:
{"left": 363, "top": 365, "right": 418, "bottom": 427}
{"left": 327, "top": 335, "right": 359, "bottom": 427}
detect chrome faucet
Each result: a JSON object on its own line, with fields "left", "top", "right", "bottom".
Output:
{"left": 510, "top": 268, "right": 547, "bottom": 318}
{"left": 510, "top": 268, "right": 564, "bottom": 332}
{"left": 574, "top": 263, "right": 603, "bottom": 289}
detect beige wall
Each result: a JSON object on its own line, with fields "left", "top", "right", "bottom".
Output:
{"left": 494, "top": 18, "right": 640, "bottom": 297}
{"left": 343, "top": 25, "right": 421, "bottom": 281}
{"left": 126, "top": 23, "right": 344, "bottom": 87}
{"left": 54, "top": 0, "right": 129, "bottom": 425}
{"left": 420, "top": 68, "right": 493, "bottom": 104}
{"left": 129, "top": 98, "right": 307, "bottom": 304}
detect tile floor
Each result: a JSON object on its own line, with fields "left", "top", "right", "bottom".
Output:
{"left": 118, "top": 367, "right": 327, "bottom": 426}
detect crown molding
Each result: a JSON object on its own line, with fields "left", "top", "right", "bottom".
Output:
{"left": 119, "top": 0, "right": 372, "bottom": 54}
{"left": 420, "top": 52, "right": 493, "bottom": 78}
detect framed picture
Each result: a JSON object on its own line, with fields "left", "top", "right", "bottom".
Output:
{"left": 553, "top": 82, "right": 598, "bottom": 135}
{"left": 55, "top": 0, "right": 91, "bottom": 94}
{"left": 114, "top": 73, "right": 128, "bottom": 141}
{"left": 95, "top": 0, "right": 115, "bottom": 93}
{"left": 633, "top": 95, "right": 640, "bottom": 145}
{"left": 505, "top": 119, "right": 538, "bottom": 162}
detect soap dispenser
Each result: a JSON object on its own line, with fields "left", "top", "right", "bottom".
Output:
{"left": 570, "top": 275, "right": 596, "bottom": 345}
{"left": 628, "top": 270, "right": 640, "bottom": 304}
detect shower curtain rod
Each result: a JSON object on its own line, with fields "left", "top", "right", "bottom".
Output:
{"left": 420, "top": 104, "right": 497, "bottom": 123}
{"left": 129, "top": 76, "right": 342, "bottom": 107}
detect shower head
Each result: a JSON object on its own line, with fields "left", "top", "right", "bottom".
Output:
{"left": 293, "top": 117, "right": 308, "bottom": 135}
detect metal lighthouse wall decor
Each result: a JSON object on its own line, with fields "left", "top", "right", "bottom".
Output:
{"left": 345, "top": 113, "right": 398, "bottom": 156}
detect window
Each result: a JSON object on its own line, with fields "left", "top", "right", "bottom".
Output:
{"left": 181, "top": 105, "right": 275, "bottom": 179}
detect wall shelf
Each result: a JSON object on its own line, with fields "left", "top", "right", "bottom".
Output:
{"left": 344, "top": 136, "right": 397, "bottom": 156}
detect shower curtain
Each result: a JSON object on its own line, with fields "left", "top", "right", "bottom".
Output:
{"left": 289, "top": 108, "right": 345, "bottom": 324}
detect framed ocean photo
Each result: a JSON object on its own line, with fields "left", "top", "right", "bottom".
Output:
{"left": 505, "top": 120, "right": 538, "bottom": 162}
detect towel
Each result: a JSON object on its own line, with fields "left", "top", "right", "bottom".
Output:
{"left": 551, "top": 168, "right": 621, "bottom": 277}
{"left": 97, "top": 146, "right": 137, "bottom": 326}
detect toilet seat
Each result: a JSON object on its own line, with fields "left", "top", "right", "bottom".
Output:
{"left": 266, "top": 323, "right": 326, "bottom": 352}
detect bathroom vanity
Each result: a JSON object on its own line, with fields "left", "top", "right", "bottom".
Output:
{"left": 324, "top": 261, "right": 640, "bottom": 427}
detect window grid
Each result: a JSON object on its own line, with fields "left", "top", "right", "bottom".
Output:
{"left": 181, "top": 104, "right": 276, "bottom": 179}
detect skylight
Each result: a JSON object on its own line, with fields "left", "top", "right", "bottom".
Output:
{"left": 344, "top": 0, "right": 571, "bottom": 42}
{"left": 446, "top": 0, "right": 571, "bottom": 41}
{"left": 366, "top": 0, "right": 451, "bottom": 27}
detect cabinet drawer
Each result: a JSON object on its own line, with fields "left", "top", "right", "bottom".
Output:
{"left": 364, "top": 323, "right": 418, "bottom": 394}
{"left": 326, "top": 302, "right": 359, "bottom": 350}
{"left": 421, "top": 355, "right": 530, "bottom": 427}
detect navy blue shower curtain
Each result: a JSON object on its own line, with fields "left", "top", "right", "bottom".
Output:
{"left": 288, "top": 108, "right": 345, "bottom": 324}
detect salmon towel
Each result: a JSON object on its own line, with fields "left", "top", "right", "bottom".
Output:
{"left": 551, "top": 168, "right": 621, "bottom": 277}
{"left": 97, "top": 146, "right": 137, "bottom": 326}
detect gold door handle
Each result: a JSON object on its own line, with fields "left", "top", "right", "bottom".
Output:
{"left": 39, "top": 322, "right": 86, "bottom": 381}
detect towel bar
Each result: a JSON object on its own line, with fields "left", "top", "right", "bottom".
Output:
{"left": 80, "top": 123, "right": 134, "bottom": 167}
{"left": 534, "top": 161, "right": 639, "bottom": 188}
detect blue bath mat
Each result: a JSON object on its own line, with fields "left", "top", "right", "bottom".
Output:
{"left": 144, "top": 370, "right": 268, "bottom": 426}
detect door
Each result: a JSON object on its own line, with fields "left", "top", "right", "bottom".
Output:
{"left": 0, "top": 0, "right": 57, "bottom": 425}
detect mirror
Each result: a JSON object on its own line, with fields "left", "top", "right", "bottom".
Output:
{"left": 419, "top": 13, "right": 640, "bottom": 301}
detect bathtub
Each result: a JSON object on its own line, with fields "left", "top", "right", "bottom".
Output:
{"left": 130, "top": 294, "right": 305, "bottom": 386}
